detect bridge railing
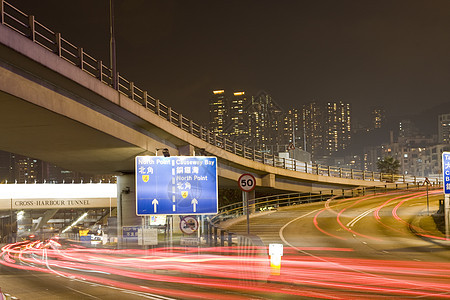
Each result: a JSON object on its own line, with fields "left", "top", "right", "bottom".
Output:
{"left": 0, "top": 0, "right": 440, "bottom": 185}
{"left": 211, "top": 191, "right": 335, "bottom": 226}
{"left": 210, "top": 182, "right": 442, "bottom": 235}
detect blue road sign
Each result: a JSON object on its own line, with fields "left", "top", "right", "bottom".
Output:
{"left": 443, "top": 152, "right": 450, "bottom": 194}
{"left": 80, "top": 235, "right": 91, "bottom": 243}
{"left": 135, "top": 156, "right": 218, "bottom": 215}
{"left": 122, "top": 226, "right": 139, "bottom": 240}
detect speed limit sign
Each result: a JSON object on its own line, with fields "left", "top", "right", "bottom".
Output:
{"left": 238, "top": 173, "right": 256, "bottom": 192}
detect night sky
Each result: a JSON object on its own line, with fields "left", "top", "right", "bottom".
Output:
{"left": 9, "top": 0, "right": 450, "bottom": 129}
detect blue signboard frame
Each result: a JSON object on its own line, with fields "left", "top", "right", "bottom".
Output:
{"left": 122, "top": 226, "right": 139, "bottom": 240}
{"left": 443, "top": 152, "right": 450, "bottom": 194}
{"left": 135, "top": 156, "right": 218, "bottom": 215}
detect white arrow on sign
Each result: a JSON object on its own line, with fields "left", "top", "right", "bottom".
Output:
{"left": 152, "top": 198, "right": 159, "bottom": 213}
{"left": 191, "top": 198, "right": 198, "bottom": 213}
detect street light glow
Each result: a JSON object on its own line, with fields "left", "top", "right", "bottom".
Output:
{"left": 61, "top": 212, "right": 88, "bottom": 233}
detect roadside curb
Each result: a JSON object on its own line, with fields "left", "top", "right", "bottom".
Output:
{"left": 409, "top": 210, "right": 450, "bottom": 247}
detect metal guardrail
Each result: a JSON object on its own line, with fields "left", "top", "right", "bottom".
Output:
{"left": 207, "top": 182, "right": 443, "bottom": 246}
{"left": 213, "top": 182, "right": 443, "bottom": 225}
{"left": 212, "top": 191, "right": 334, "bottom": 225}
{"left": 0, "top": 0, "right": 441, "bottom": 185}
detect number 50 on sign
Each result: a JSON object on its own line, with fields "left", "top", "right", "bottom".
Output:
{"left": 238, "top": 173, "right": 256, "bottom": 192}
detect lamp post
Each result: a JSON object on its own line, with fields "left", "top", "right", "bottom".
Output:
{"left": 109, "top": 0, "right": 117, "bottom": 89}
{"left": 425, "top": 177, "right": 431, "bottom": 216}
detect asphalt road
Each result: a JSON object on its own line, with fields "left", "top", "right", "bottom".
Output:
{"left": 1, "top": 188, "right": 449, "bottom": 299}
{"left": 226, "top": 188, "right": 450, "bottom": 298}
{"left": 0, "top": 262, "right": 178, "bottom": 300}
{"left": 228, "top": 189, "right": 449, "bottom": 262}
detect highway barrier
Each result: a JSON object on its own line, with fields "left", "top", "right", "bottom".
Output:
{"left": 207, "top": 182, "right": 443, "bottom": 247}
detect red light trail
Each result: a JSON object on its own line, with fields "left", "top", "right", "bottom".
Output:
{"left": 2, "top": 189, "right": 449, "bottom": 298}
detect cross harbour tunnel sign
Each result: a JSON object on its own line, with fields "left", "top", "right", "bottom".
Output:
{"left": 0, "top": 184, "right": 117, "bottom": 210}
{"left": 135, "top": 156, "right": 218, "bottom": 215}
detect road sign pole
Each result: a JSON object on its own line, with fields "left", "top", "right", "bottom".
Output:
{"left": 245, "top": 192, "right": 250, "bottom": 234}
{"left": 426, "top": 182, "right": 429, "bottom": 216}
{"left": 241, "top": 191, "right": 250, "bottom": 234}
{"left": 446, "top": 194, "right": 450, "bottom": 239}
{"left": 238, "top": 173, "right": 255, "bottom": 235}
{"left": 170, "top": 215, "right": 173, "bottom": 249}
{"left": 442, "top": 152, "right": 450, "bottom": 238}
{"left": 197, "top": 216, "right": 202, "bottom": 247}
{"left": 242, "top": 190, "right": 246, "bottom": 215}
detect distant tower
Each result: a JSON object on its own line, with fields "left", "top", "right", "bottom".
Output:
{"left": 302, "top": 100, "right": 351, "bottom": 159}
{"left": 283, "top": 109, "right": 301, "bottom": 148}
{"left": 209, "top": 90, "right": 228, "bottom": 135}
{"left": 371, "top": 107, "right": 385, "bottom": 129}
{"left": 247, "top": 91, "right": 284, "bottom": 151}
{"left": 226, "top": 91, "right": 248, "bottom": 142}
{"left": 438, "top": 113, "right": 450, "bottom": 143}
{"left": 398, "top": 119, "right": 418, "bottom": 138}
{"left": 324, "top": 101, "right": 351, "bottom": 155}
{"left": 0, "top": 150, "right": 14, "bottom": 183}
{"left": 14, "top": 155, "right": 41, "bottom": 183}
{"left": 302, "top": 102, "right": 324, "bottom": 157}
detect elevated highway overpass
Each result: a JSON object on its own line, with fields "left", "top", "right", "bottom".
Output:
{"left": 0, "top": 3, "right": 448, "bottom": 298}
{"left": 0, "top": 1, "right": 435, "bottom": 233}
{"left": 0, "top": 1, "right": 423, "bottom": 194}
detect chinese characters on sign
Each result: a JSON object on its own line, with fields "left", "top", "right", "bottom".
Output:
{"left": 442, "top": 152, "right": 450, "bottom": 194}
{"left": 122, "top": 226, "right": 139, "bottom": 240}
{"left": 135, "top": 156, "right": 218, "bottom": 215}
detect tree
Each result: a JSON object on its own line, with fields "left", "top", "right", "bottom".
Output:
{"left": 377, "top": 156, "right": 400, "bottom": 174}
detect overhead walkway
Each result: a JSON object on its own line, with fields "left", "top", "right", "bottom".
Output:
{"left": 0, "top": 183, "right": 116, "bottom": 241}
{"left": 0, "top": 183, "right": 116, "bottom": 211}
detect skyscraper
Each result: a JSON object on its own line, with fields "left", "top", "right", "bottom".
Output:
{"left": 283, "top": 109, "right": 302, "bottom": 149}
{"left": 398, "top": 119, "right": 419, "bottom": 138}
{"left": 247, "top": 91, "right": 284, "bottom": 150}
{"left": 226, "top": 91, "right": 248, "bottom": 143}
{"left": 0, "top": 150, "right": 13, "bottom": 183}
{"left": 302, "top": 101, "right": 351, "bottom": 159}
{"left": 15, "top": 156, "right": 40, "bottom": 183}
{"left": 438, "top": 113, "right": 450, "bottom": 143}
{"left": 325, "top": 101, "right": 351, "bottom": 156}
{"left": 302, "top": 102, "right": 324, "bottom": 158}
{"left": 209, "top": 90, "right": 227, "bottom": 135}
{"left": 371, "top": 107, "right": 385, "bottom": 129}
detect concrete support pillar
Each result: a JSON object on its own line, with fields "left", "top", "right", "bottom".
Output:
{"left": 117, "top": 173, "right": 141, "bottom": 248}
{"left": 262, "top": 173, "right": 275, "bottom": 188}
{"left": 7, "top": 212, "right": 17, "bottom": 243}
{"left": 178, "top": 144, "right": 194, "bottom": 156}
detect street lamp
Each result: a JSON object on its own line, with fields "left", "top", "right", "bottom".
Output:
{"left": 109, "top": 0, "right": 117, "bottom": 89}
